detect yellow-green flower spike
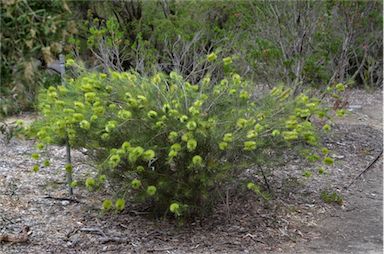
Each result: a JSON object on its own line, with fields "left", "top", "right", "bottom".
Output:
{"left": 93, "top": 106, "right": 105, "bottom": 116}
{"left": 163, "top": 103, "right": 171, "bottom": 113}
{"left": 127, "top": 98, "right": 139, "bottom": 108}
{"left": 336, "top": 109, "right": 346, "bottom": 117}
{"left": 282, "top": 131, "right": 298, "bottom": 141}
{"left": 219, "top": 142, "right": 228, "bottom": 151}
{"left": 73, "top": 113, "right": 84, "bottom": 122}
{"left": 307, "top": 154, "right": 320, "bottom": 162}
{"left": 137, "top": 95, "right": 147, "bottom": 103}
{"left": 105, "top": 121, "right": 117, "bottom": 132}
{"left": 115, "top": 198, "right": 125, "bottom": 211}
{"left": 142, "top": 150, "right": 156, "bottom": 161}
{"left": 322, "top": 124, "right": 331, "bottom": 132}
{"left": 168, "top": 150, "right": 178, "bottom": 158}
{"left": 101, "top": 133, "right": 109, "bottom": 141}
{"left": 65, "top": 163, "right": 73, "bottom": 173}
{"left": 168, "top": 131, "right": 178, "bottom": 142}
{"left": 223, "top": 133, "right": 233, "bottom": 142}
{"left": 85, "top": 92, "right": 96, "bottom": 102}
{"left": 118, "top": 110, "right": 132, "bottom": 120}
{"left": 187, "top": 139, "right": 197, "bottom": 151}
{"left": 188, "top": 106, "right": 199, "bottom": 115}
{"left": 121, "top": 141, "right": 131, "bottom": 151}
{"left": 102, "top": 199, "right": 112, "bottom": 210}
{"left": 247, "top": 182, "right": 258, "bottom": 192}
{"left": 171, "top": 143, "right": 182, "bottom": 152}
{"left": 43, "top": 160, "right": 50, "bottom": 167}
{"left": 63, "top": 108, "right": 75, "bottom": 114}
{"left": 131, "top": 179, "right": 142, "bottom": 189}
{"left": 232, "top": 73, "right": 241, "bottom": 84}
{"left": 136, "top": 166, "right": 145, "bottom": 173}
{"left": 182, "top": 132, "right": 193, "bottom": 142}
{"left": 247, "top": 130, "right": 257, "bottom": 139}
{"left": 321, "top": 147, "right": 329, "bottom": 155}
{"left": 32, "top": 164, "right": 39, "bottom": 172}
{"left": 55, "top": 100, "right": 65, "bottom": 108}
{"left": 99, "top": 175, "right": 107, "bottom": 182}
{"left": 247, "top": 182, "right": 262, "bottom": 195}
{"left": 323, "top": 157, "right": 334, "bottom": 165}
{"left": 229, "top": 89, "right": 237, "bottom": 95}
{"left": 105, "top": 85, "right": 112, "bottom": 93}
{"left": 336, "top": 83, "right": 345, "bottom": 92}
{"left": 243, "top": 141, "right": 257, "bottom": 151}
{"left": 74, "top": 101, "right": 84, "bottom": 109}
{"left": 128, "top": 147, "right": 144, "bottom": 163}
{"left": 192, "top": 155, "right": 203, "bottom": 166}
{"left": 207, "top": 52, "right": 217, "bottom": 62}
{"left": 155, "top": 121, "right": 165, "bottom": 128}
{"left": 85, "top": 178, "right": 95, "bottom": 189}
{"left": 170, "top": 203, "right": 180, "bottom": 214}
{"left": 303, "top": 170, "right": 312, "bottom": 177}
{"left": 109, "top": 154, "right": 121, "bottom": 168}
{"left": 147, "top": 110, "right": 158, "bottom": 119}
{"left": 179, "top": 115, "right": 188, "bottom": 123}
{"left": 70, "top": 181, "right": 78, "bottom": 188}
{"left": 80, "top": 120, "right": 90, "bottom": 130}
{"left": 15, "top": 120, "right": 24, "bottom": 127}
{"left": 239, "top": 90, "right": 250, "bottom": 100}
{"left": 66, "top": 58, "right": 75, "bottom": 66}
{"left": 223, "top": 57, "right": 233, "bottom": 66}
{"left": 146, "top": 186, "right": 157, "bottom": 196}
{"left": 236, "top": 118, "right": 247, "bottom": 129}
{"left": 152, "top": 74, "right": 161, "bottom": 84}
{"left": 31, "top": 153, "right": 40, "bottom": 160}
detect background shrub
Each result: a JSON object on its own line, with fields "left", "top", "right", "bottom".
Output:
{"left": 0, "top": 0, "right": 75, "bottom": 116}
{"left": 2, "top": 1, "right": 381, "bottom": 117}
{"left": 67, "top": 1, "right": 382, "bottom": 88}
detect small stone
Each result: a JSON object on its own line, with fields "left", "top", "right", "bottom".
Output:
{"left": 331, "top": 154, "right": 345, "bottom": 159}
{"left": 347, "top": 105, "right": 362, "bottom": 111}
{"left": 61, "top": 200, "right": 70, "bottom": 206}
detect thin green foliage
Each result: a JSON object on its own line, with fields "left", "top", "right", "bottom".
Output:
{"left": 27, "top": 59, "right": 345, "bottom": 218}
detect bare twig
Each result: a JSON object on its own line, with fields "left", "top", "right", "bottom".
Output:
{"left": 345, "top": 149, "right": 383, "bottom": 189}
{"left": 65, "top": 137, "right": 73, "bottom": 196}
{"left": 147, "top": 246, "right": 175, "bottom": 252}
{"left": 42, "top": 195, "right": 81, "bottom": 203}
{"left": 99, "top": 236, "right": 129, "bottom": 244}
{"left": 80, "top": 227, "right": 106, "bottom": 237}
{"left": 258, "top": 164, "right": 271, "bottom": 193}
{"left": 225, "top": 188, "right": 231, "bottom": 219}
{"left": 0, "top": 226, "right": 31, "bottom": 243}
{"left": 80, "top": 227, "right": 131, "bottom": 244}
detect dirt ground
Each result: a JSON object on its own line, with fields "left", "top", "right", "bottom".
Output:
{"left": 290, "top": 89, "right": 383, "bottom": 254}
{"left": 0, "top": 89, "right": 382, "bottom": 254}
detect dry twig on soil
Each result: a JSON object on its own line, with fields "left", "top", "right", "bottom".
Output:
{"left": 0, "top": 226, "right": 31, "bottom": 244}
{"left": 80, "top": 227, "right": 130, "bottom": 244}
{"left": 345, "top": 149, "right": 383, "bottom": 189}
{"left": 42, "top": 195, "right": 81, "bottom": 203}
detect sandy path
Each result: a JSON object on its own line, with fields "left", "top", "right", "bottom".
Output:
{"left": 291, "top": 89, "right": 383, "bottom": 254}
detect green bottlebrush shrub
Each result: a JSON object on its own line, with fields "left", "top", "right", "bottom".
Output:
{"left": 29, "top": 67, "right": 344, "bottom": 218}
